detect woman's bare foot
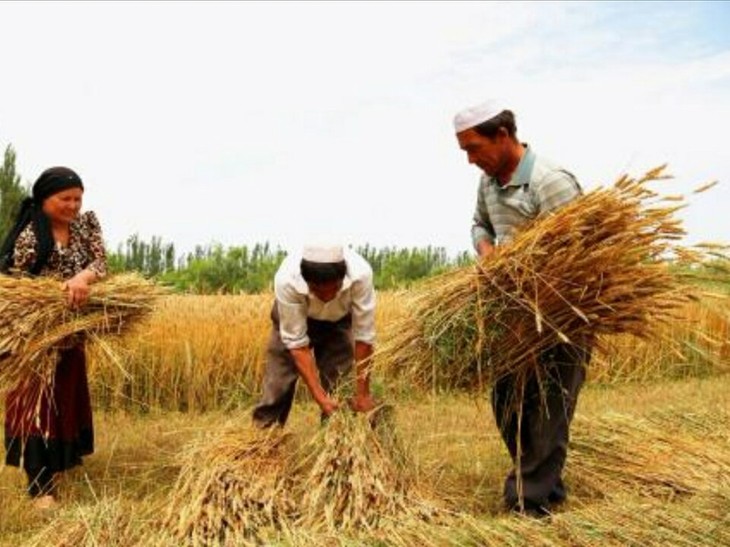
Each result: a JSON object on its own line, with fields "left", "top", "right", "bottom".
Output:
{"left": 32, "top": 494, "right": 58, "bottom": 511}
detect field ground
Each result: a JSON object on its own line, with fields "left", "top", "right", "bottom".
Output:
{"left": 1, "top": 374, "right": 728, "bottom": 546}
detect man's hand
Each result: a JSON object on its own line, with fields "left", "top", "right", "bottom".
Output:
{"left": 349, "top": 393, "right": 376, "bottom": 413}
{"left": 477, "top": 239, "right": 496, "bottom": 258}
{"left": 318, "top": 396, "right": 340, "bottom": 417}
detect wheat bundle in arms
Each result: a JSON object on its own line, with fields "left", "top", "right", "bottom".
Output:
{"left": 377, "top": 167, "right": 719, "bottom": 388}
{"left": 0, "top": 272, "right": 164, "bottom": 394}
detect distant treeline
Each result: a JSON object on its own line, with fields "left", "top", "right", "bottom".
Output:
{"left": 107, "top": 235, "right": 475, "bottom": 294}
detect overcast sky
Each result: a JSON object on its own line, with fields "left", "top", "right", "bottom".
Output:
{"left": 1, "top": 1, "right": 728, "bottom": 257}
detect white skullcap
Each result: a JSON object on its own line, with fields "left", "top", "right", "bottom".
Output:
{"left": 453, "top": 99, "right": 507, "bottom": 133}
{"left": 302, "top": 244, "right": 344, "bottom": 263}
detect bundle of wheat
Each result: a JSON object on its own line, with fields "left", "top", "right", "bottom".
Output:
{"left": 375, "top": 166, "right": 728, "bottom": 390}
{"left": 0, "top": 272, "right": 164, "bottom": 395}
{"left": 290, "top": 406, "right": 439, "bottom": 532}
{"left": 164, "top": 425, "right": 296, "bottom": 545}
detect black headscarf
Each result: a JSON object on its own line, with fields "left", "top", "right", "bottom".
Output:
{"left": 0, "top": 166, "right": 84, "bottom": 275}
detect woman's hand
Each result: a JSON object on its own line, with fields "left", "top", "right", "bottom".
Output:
{"left": 62, "top": 273, "right": 92, "bottom": 308}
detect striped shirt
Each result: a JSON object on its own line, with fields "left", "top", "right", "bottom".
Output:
{"left": 274, "top": 248, "right": 376, "bottom": 349}
{"left": 471, "top": 145, "right": 582, "bottom": 248}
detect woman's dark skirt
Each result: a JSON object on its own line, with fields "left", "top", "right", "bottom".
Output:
{"left": 4, "top": 344, "right": 94, "bottom": 475}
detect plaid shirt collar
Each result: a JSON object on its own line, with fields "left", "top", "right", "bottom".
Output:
{"left": 490, "top": 143, "right": 535, "bottom": 189}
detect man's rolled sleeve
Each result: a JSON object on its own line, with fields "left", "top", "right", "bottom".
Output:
{"left": 350, "top": 274, "right": 376, "bottom": 346}
{"left": 275, "top": 282, "right": 310, "bottom": 349}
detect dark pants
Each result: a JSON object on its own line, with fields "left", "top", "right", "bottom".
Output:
{"left": 26, "top": 465, "right": 55, "bottom": 498}
{"left": 252, "top": 303, "right": 354, "bottom": 427}
{"left": 492, "top": 342, "right": 590, "bottom": 511}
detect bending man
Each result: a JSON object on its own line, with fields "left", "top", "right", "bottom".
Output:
{"left": 253, "top": 244, "right": 376, "bottom": 427}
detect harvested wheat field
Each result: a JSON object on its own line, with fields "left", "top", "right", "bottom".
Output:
{"left": 1, "top": 376, "right": 728, "bottom": 546}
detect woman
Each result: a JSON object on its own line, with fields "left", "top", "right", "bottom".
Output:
{"left": 0, "top": 166, "right": 107, "bottom": 510}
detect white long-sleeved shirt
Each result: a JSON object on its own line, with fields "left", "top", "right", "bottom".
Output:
{"left": 274, "top": 248, "right": 376, "bottom": 349}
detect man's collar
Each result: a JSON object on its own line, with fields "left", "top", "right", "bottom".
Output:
{"left": 489, "top": 143, "right": 532, "bottom": 188}
{"left": 509, "top": 144, "right": 533, "bottom": 187}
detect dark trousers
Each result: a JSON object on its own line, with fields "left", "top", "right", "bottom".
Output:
{"left": 26, "top": 465, "right": 55, "bottom": 498}
{"left": 252, "top": 304, "right": 354, "bottom": 427}
{"left": 492, "top": 342, "right": 590, "bottom": 510}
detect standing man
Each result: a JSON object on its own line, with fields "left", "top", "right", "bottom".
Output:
{"left": 453, "top": 99, "right": 591, "bottom": 517}
{"left": 252, "top": 244, "right": 376, "bottom": 427}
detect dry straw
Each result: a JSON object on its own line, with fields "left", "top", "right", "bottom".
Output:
{"left": 24, "top": 497, "right": 146, "bottom": 547}
{"left": 568, "top": 411, "right": 730, "bottom": 500}
{"left": 290, "top": 405, "right": 440, "bottom": 533}
{"left": 16, "top": 398, "right": 730, "bottom": 546}
{"left": 164, "top": 424, "right": 296, "bottom": 546}
{"left": 374, "top": 166, "right": 729, "bottom": 390}
{"left": 164, "top": 406, "right": 440, "bottom": 544}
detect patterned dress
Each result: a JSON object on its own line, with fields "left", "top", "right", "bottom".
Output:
{"left": 4, "top": 211, "right": 107, "bottom": 494}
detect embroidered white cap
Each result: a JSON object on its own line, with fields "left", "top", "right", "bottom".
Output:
{"left": 302, "top": 244, "right": 344, "bottom": 263}
{"left": 453, "top": 99, "right": 507, "bottom": 133}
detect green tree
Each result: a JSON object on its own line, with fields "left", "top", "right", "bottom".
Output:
{"left": 356, "top": 244, "right": 466, "bottom": 289}
{"left": 107, "top": 233, "right": 176, "bottom": 277}
{"left": 0, "top": 145, "right": 29, "bottom": 239}
{"left": 159, "top": 243, "right": 285, "bottom": 294}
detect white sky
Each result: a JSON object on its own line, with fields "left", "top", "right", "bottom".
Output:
{"left": 1, "top": 1, "right": 728, "bottom": 257}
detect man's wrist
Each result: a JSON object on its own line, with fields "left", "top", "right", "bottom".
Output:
{"left": 355, "top": 378, "right": 370, "bottom": 396}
